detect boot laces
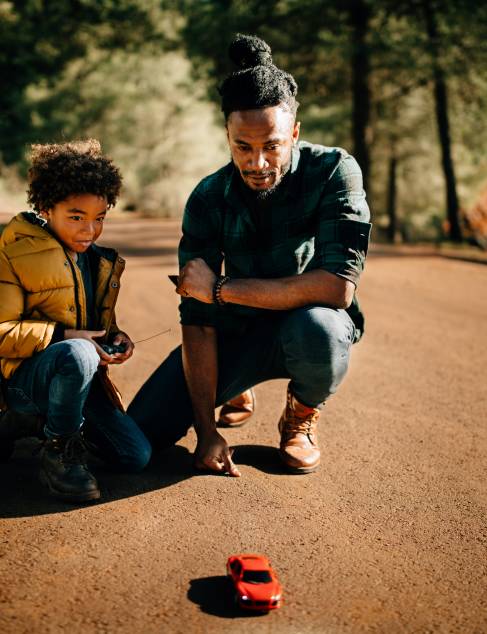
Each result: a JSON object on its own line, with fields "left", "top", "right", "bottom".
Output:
{"left": 36, "top": 434, "right": 88, "bottom": 464}
{"left": 283, "top": 410, "right": 319, "bottom": 437}
{"left": 61, "top": 434, "right": 88, "bottom": 465}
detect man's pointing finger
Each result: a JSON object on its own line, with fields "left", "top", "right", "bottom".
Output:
{"left": 224, "top": 450, "right": 241, "bottom": 477}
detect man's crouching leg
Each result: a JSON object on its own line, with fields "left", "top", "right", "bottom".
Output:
{"left": 278, "top": 306, "right": 356, "bottom": 474}
{"left": 82, "top": 372, "right": 152, "bottom": 475}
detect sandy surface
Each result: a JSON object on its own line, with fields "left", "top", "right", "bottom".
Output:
{"left": 0, "top": 217, "right": 486, "bottom": 634}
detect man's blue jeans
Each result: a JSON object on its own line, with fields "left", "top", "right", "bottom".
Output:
{"left": 6, "top": 339, "right": 151, "bottom": 472}
{"left": 128, "top": 306, "right": 356, "bottom": 449}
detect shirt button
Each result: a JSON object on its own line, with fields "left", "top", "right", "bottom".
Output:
{"left": 69, "top": 306, "right": 75, "bottom": 312}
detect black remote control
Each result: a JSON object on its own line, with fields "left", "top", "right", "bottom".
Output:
{"left": 101, "top": 343, "right": 126, "bottom": 355}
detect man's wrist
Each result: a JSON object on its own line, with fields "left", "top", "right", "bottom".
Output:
{"left": 218, "top": 277, "right": 243, "bottom": 305}
{"left": 213, "top": 275, "right": 230, "bottom": 305}
{"left": 194, "top": 419, "right": 218, "bottom": 438}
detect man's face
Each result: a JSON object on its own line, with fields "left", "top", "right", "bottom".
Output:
{"left": 227, "top": 106, "right": 300, "bottom": 195}
{"left": 40, "top": 193, "right": 107, "bottom": 253}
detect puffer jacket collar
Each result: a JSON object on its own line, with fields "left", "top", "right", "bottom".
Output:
{"left": 2, "top": 211, "right": 119, "bottom": 264}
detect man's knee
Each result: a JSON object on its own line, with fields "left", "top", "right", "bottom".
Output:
{"left": 54, "top": 339, "right": 100, "bottom": 377}
{"left": 116, "top": 441, "right": 152, "bottom": 473}
{"left": 281, "top": 306, "right": 355, "bottom": 363}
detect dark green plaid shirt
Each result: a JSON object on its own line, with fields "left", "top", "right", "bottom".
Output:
{"left": 178, "top": 141, "right": 372, "bottom": 340}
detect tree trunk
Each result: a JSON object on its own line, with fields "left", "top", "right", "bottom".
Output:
{"left": 386, "top": 150, "right": 398, "bottom": 243}
{"left": 349, "top": 0, "right": 371, "bottom": 198}
{"left": 423, "top": 0, "right": 462, "bottom": 242}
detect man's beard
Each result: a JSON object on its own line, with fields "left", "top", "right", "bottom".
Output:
{"left": 236, "top": 156, "right": 292, "bottom": 201}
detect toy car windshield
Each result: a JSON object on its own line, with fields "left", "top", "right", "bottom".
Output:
{"left": 242, "top": 570, "right": 272, "bottom": 583}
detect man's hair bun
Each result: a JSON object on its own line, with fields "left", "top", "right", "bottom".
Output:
{"left": 219, "top": 33, "right": 299, "bottom": 119}
{"left": 228, "top": 34, "right": 273, "bottom": 69}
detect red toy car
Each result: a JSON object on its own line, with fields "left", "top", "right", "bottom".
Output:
{"left": 226, "top": 554, "right": 283, "bottom": 611}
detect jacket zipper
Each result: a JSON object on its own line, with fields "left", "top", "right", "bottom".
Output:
{"left": 103, "top": 260, "right": 122, "bottom": 336}
{"left": 64, "top": 250, "right": 82, "bottom": 329}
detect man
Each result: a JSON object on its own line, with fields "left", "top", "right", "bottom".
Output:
{"left": 128, "top": 34, "right": 371, "bottom": 477}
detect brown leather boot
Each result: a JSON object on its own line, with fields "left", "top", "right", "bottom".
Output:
{"left": 278, "top": 386, "right": 321, "bottom": 474}
{"left": 218, "top": 389, "right": 256, "bottom": 427}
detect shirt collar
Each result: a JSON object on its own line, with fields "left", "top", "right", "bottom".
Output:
{"left": 287, "top": 143, "right": 302, "bottom": 200}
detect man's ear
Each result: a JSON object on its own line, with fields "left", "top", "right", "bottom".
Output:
{"left": 292, "top": 120, "right": 301, "bottom": 145}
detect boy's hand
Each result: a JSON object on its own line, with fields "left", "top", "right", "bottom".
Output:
{"left": 108, "top": 331, "right": 134, "bottom": 365}
{"left": 64, "top": 329, "right": 113, "bottom": 365}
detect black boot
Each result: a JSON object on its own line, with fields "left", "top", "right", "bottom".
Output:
{"left": 39, "top": 432, "right": 100, "bottom": 502}
{"left": 0, "top": 408, "right": 45, "bottom": 461}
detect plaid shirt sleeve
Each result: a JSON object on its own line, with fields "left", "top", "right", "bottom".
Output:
{"left": 312, "top": 154, "right": 372, "bottom": 286}
{"left": 178, "top": 184, "right": 223, "bottom": 327}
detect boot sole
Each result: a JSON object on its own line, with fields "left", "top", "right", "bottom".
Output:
{"left": 217, "top": 411, "right": 254, "bottom": 428}
{"left": 40, "top": 469, "right": 101, "bottom": 502}
{"left": 279, "top": 452, "right": 320, "bottom": 474}
{"left": 284, "top": 464, "right": 320, "bottom": 474}
{"left": 217, "top": 390, "right": 256, "bottom": 428}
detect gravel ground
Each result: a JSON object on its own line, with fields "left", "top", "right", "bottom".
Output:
{"left": 1, "top": 217, "right": 486, "bottom": 634}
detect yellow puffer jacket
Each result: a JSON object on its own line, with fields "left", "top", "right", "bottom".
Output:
{"left": 0, "top": 212, "right": 126, "bottom": 409}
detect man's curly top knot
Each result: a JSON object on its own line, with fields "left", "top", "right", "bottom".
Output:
{"left": 219, "top": 33, "right": 299, "bottom": 119}
{"left": 27, "top": 139, "right": 122, "bottom": 212}
{"left": 228, "top": 34, "right": 273, "bottom": 69}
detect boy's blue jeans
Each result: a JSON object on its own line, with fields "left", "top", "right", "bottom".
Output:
{"left": 128, "top": 306, "right": 356, "bottom": 449}
{"left": 6, "top": 339, "right": 151, "bottom": 472}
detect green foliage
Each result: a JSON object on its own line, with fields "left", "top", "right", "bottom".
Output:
{"left": 0, "top": 0, "right": 157, "bottom": 164}
{"left": 0, "top": 2, "right": 227, "bottom": 215}
{"left": 63, "top": 49, "right": 227, "bottom": 215}
{"left": 178, "top": 0, "right": 487, "bottom": 240}
{"left": 1, "top": 0, "right": 487, "bottom": 233}
{"left": 6, "top": 44, "right": 227, "bottom": 215}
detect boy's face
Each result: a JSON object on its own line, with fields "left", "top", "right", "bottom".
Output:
{"left": 40, "top": 194, "right": 107, "bottom": 253}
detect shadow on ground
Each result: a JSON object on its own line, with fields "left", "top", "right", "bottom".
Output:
{"left": 0, "top": 439, "right": 194, "bottom": 519}
{"left": 187, "top": 576, "right": 268, "bottom": 619}
{"left": 0, "top": 442, "right": 286, "bottom": 518}
{"left": 232, "top": 444, "right": 285, "bottom": 475}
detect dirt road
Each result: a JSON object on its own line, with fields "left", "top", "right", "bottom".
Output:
{"left": 1, "top": 217, "right": 486, "bottom": 634}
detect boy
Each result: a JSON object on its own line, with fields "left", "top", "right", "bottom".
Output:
{"left": 0, "top": 139, "right": 151, "bottom": 502}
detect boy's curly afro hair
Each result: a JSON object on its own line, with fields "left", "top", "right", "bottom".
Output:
{"left": 27, "top": 139, "right": 122, "bottom": 212}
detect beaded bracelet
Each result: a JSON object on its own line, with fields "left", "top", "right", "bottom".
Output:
{"left": 213, "top": 275, "right": 230, "bottom": 306}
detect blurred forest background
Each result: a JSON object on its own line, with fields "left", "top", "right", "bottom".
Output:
{"left": 1, "top": 0, "right": 487, "bottom": 245}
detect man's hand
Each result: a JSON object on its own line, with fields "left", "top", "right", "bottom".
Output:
{"left": 194, "top": 429, "right": 241, "bottom": 477}
{"left": 64, "top": 329, "right": 113, "bottom": 365}
{"left": 108, "top": 331, "right": 135, "bottom": 365}
{"left": 182, "top": 325, "right": 236, "bottom": 476}
{"left": 177, "top": 258, "right": 216, "bottom": 304}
